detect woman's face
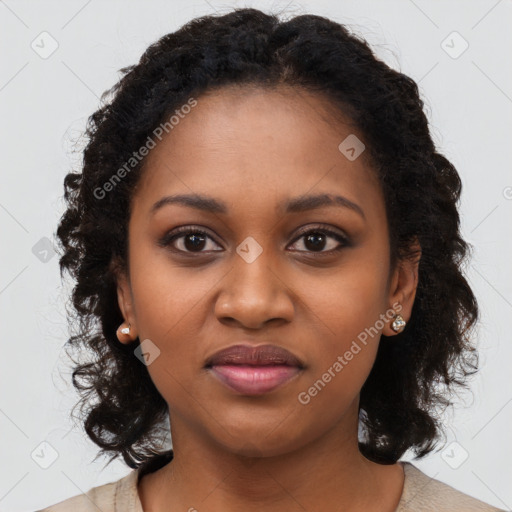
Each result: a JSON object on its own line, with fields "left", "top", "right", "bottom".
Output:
{"left": 116, "top": 85, "right": 418, "bottom": 457}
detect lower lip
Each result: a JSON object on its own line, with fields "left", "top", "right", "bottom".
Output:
{"left": 208, "top": 364, "right": 301, "bottom": 395}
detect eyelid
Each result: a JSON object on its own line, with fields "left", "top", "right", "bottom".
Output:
{"left": 290, "top": 223, "right": 349, "bottom": 243}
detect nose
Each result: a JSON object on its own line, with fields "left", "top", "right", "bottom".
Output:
{"left": 214, "top": 248, "right": 295, "bottom": 330}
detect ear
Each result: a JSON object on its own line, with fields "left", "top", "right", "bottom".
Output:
{"left": 111, "top": 258, "right": 138, "bottom": 344}
{"left": 382, "top": 238, "right": 421, "bottom": 336}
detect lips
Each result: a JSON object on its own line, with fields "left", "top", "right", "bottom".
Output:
{"left": 205, "top": 344, "right": 304, "bottom": 395}
{"left": 204, "top": 344, "right": 304, "bottom": 368}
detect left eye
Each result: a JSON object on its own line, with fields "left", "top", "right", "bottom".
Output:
{"left": 288, "top": 228, "right": 348, "bottom": 253}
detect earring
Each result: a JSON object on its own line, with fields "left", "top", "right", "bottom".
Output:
{"left": 120, "top": 323, "right": 131, "bottom": 335}
{"left": 391, "top": 314, "right": 406, "bottom": 333}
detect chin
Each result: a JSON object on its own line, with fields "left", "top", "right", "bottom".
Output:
{"left": 208, "top": 418, "right": 313, "bottom": 460}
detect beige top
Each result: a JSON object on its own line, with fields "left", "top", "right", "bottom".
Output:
{"left": 38, "top": 461, "right": 508, "bottom": 511}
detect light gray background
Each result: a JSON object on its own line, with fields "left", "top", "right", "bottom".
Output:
{"left": 1, "top": 0, "right": 511, "bottom": 510}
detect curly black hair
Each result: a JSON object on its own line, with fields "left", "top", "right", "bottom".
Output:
{"left": 56, "top": 7, "right": 479, "bottom": 472}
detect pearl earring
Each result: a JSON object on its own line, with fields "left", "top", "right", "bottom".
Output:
{"left": 120, "top": 323, "right": 131, "bottom": 335}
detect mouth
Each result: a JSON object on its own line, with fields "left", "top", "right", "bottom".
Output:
{"left": 204, "top": 344, "right": 305, "bottom": 396}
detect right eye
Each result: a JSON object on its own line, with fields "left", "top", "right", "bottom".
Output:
{"left": 158, "top": 226, "right": 224, "bottom": 254}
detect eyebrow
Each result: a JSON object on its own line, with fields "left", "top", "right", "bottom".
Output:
{"left": 150, "top": 193, "right": 365, "bottom": 220}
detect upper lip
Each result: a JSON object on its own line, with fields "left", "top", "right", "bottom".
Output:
{"left": 204, "top": 344, "right": 305, "bottom": 368}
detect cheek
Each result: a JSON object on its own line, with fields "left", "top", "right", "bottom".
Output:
{"left": 129, "top": 231, "right": 212, "bottom": 333}
{"left": 295, "top": 254, "right": 390, "bottom": 397}
{"left": 127, "top": 248, "right": 214, "bottom": 391}
{"left": 304, "top": 256, "right": 390, "bottom": 343}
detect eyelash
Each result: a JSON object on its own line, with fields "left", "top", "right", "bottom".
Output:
{"left": 158, "top": 224, "right": 350, "bottom": 256}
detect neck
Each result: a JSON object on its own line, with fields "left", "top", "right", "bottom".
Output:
{"left": 138, "top": 403, "right": 404, "bottom": 512}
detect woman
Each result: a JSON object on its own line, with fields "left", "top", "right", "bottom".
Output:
{"left": 39, "top": 7, "right": 507, "bottom": 512}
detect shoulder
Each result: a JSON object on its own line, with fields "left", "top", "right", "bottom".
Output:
{"left": 36, "top": 469, "right": 142, "bottom": 512}
{"left": 397, "top": 461, "right": 509, "bottom": 512}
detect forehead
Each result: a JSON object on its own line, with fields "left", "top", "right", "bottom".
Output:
{"left": 132, "top": 85, "right": 383, "bottom": 219}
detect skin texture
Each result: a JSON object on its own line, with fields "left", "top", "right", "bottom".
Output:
{"left": 115, "top": 85, "right": 420, "bottom": 512}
